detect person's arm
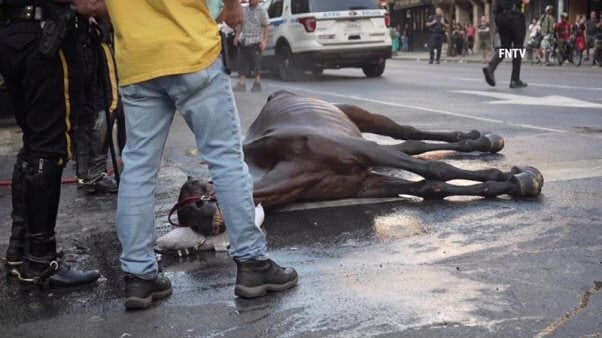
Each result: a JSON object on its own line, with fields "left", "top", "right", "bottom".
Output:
{"left": 259, "top": 8, "right": 269, "bottom": 51}
{"left": 425, "top": 16, "right": 436, "bottom": 27}
{"left": 53, "top": 0, "right": 108, "bottom": 17}
{"left": 260, "top": 24, "right": 269, "bottom": 50}
{"left": 233, "top": 23, "right": 242, "bottom": 46}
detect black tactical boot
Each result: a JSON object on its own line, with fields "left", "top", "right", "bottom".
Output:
{"left": 4, "top": 158, "right": 28, "bottom": 275}
{"left": 17, "top": 158, "right": 99, "bottom": 287}
{"left": 234, "top": 258, "right": 298, "bottom": 298}
{"left": 18, "top": 233, "right": 99, "bottom": 287}
{"left": 124, "top": 273, "right": 172, "bottom": 310}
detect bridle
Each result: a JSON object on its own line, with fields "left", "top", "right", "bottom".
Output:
{"left": 167, "top": 193, "right": 224, "bottom": 236}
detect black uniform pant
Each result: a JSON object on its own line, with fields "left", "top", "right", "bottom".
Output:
{"left": 0, "top": 21, "right": 83, "bottom": 164}
{"left": 0, "top": 21, "right": 82, "bottom": 255}
{"left": 429, "top": 33, "right": 444, "bottom": 62}
{"left": 488, "top": 11, "right": 526, "bottom": 82}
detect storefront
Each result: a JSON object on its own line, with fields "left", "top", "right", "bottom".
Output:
{"left": 385, "top": 0, "right": 434, "bottom": 51}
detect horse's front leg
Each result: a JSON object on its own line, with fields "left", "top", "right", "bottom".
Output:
{"left": 356, "top": 170, "right": 542, "bottom": 199}
{"left": 389, "top": 134, "right": 505, "bottom": 155}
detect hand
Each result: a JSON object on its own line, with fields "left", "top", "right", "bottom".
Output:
{"left": 233, "top": 37, "right": 239, "bottom": 47}
{"left": 68, "top": 0, "right": 107, "bottom": 17}
{"left": 259, "top": 40, "right": 267, "bottom": 51}
{"left": 220, "top": 1, "right": 243, "bottom": 28}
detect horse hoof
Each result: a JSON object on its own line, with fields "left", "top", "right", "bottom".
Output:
{"left": 510, "top": 166, "right": 544, "bottom": 197}
{"left": 484, "top": 133, "right": 504, "bottom": 153}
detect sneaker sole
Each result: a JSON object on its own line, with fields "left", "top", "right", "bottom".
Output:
{"left": 125, "top": 287, "right": 173, "bottom": 310}
{"left": 234, "top": 276, "right": 298, "bottom": 298}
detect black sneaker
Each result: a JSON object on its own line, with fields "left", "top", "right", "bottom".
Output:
{"left": 234, "top": 258, "right": 298, "bottom": 298}
{"left": 124, "top": 273, "right": 172, "bottom": 310}
{"left": 509, "top": 80, "right": 528, "bottom": 88}
{"left": 482, "top": 67, "right": 495, "bottom": 86}
{"left": 78, "top": 173, "right": 118, "bottom": 193}
{"left": 251, "top": 81, "right": 262, "bottom": 92}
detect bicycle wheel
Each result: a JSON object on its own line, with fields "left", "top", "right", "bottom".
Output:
{"left": 554, "top": 46, "right": 564, "bottom": 65}
{"left": 572, "top": 47, "right": 582, "bottom": 66}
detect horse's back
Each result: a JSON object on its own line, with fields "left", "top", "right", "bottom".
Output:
{"left": 245, "top": 92, "right": 362, "bottom": 142}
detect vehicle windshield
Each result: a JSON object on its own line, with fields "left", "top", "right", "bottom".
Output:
{"left": 291, "top": 0, "right": 380, "bottom": 14}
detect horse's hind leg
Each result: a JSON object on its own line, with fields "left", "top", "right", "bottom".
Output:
{"left": 335, "top": 103, "right": 481, "bottom": 142}
{"left": 356, "top": 172, "right": 541, "bottom": 199}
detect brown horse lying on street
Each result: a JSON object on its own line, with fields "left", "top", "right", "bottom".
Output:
{"left": 165, "top": 90, "right": 543, "bottom": 243}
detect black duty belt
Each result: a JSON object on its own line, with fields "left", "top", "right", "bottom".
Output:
{"left": 1, "top": 5, "right": 47, "bottom": 22}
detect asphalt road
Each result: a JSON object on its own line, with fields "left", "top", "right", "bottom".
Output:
{"left": 0, "top": 59, "right": 601, "bottom": 337}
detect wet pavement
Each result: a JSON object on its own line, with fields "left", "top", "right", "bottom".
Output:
{"left": 1, "top": 61, "right": 601, "bottom": 337}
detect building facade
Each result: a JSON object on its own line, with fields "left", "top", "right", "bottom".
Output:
{"left": 385, "top": 0, "right": 601, "bottom": 52}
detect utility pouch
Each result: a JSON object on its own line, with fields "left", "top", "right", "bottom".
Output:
{"left": 38, "top": 3, "right": 75, "bottom": 58}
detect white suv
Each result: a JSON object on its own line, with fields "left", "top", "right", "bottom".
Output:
{"left": 260, "top": 0, "right": 392, "bottom": 80}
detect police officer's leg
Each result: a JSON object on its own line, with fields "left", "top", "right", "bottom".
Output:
{"left": 435, "top": 35, "right": 443, "bottom": 62}
{"left": 4, "top": 152, "right": 28, "bottom": 274}
{"left": 484, "top": 15, "right": 511, "bottom": 86}
{"left": 429, "top": 34, "right": 436, "bottom": 63}
{"left": 1, "top": 27, "right": 30, "bottom": 274}
{"left": 509, "top": 14, "right": 526, "bottom": 86}
{"left": 17, "top": 36, "right": 99, "bottom": 287}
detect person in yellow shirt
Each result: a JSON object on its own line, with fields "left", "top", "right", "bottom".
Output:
{"left": 71, "top": 0, "right": 298, "bottom": 310}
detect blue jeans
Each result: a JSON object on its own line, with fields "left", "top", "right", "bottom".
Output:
{"left": 117, "top": 58, "right": 267, "bottom": 279}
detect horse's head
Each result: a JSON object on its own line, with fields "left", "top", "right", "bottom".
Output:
{"left": 176, "top": 177, "right": 225, "bottom": 236}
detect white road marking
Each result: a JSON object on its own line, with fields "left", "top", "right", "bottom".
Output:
{"left": 451, "top": 77, "right": 602, "bottom": 91}
{"left": 452, "top": 90, "right": 602, "bottom": 109}
{"left": 270, "top": 84, "right": 568, "bottom": 133}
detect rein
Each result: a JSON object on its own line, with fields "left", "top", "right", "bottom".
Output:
{"left": 167, "top": 193, "right": 217, "bottom": 228}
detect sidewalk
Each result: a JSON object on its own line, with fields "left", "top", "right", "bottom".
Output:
{"left": 391, "top": 50, "right": 506, "bottom": 64}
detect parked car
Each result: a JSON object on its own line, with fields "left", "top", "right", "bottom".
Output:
{"left": 260, "top": 0, "right": 392, "bottom": 80}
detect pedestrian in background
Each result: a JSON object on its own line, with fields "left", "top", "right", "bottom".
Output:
{"left": 526, "top": 17, "right": 541, "bottom": 61}
{"left": 427, "top": 7, "right": 448, "bottom": 64}
{"left": 0, "top": 0, "right": 100, "bottom": 287}
{"left": 390, "top": 26, "right": 400, "bottom": 54}
{"left": 233, "top": 0, "right": 269, "bottom": 92}
{"left": 72, "top": 0, "right": 298, "bottom": 310}
{"left": 477, "top": 15, "right": 491, "bottom": 63}
{"left": 465, "top": 21, "right": 476, "bottom": 54}
{"left": 482, "top": 0, "right": 529, "bottom": 88}
{"left": 401, "top": 24, "right": 410, "bottom": 52}
{"left": 540, "top": 5, "right": 556, "bottom": 65}
{"left": 585, "top": 11, "right": 598, "bottom": 63}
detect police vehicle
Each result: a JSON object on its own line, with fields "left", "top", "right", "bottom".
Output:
{"left": 260, "top": 0, "right": 392, "bottom": 80}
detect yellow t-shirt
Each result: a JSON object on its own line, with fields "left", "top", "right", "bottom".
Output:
{"left": 106, "top": 0, "right": 221, "bottom": 86}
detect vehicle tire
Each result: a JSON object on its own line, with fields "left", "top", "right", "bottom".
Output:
{"left": 362, "top": 61, "right": 385, "bottom": 77}
{"left": 277, "top": 45, "right": 300, "bottom": 81}
{"left": 572, "top": 47, "right": 582, "bottom": 67}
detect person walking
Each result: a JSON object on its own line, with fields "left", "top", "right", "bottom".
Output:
{"left": 482, "top": 0, "right": 529, "bottom": 88}
{"left": 72, "top": 0, "right": 298, "bottom": 310}
{"left": 427, "top": 7, "right": 448, "bottom": 64}
{"left": 0, "top": 0, "right": 100, "bottom": 287}
{"left": 232, "top": 0, "right": 269, "bottom": 92}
